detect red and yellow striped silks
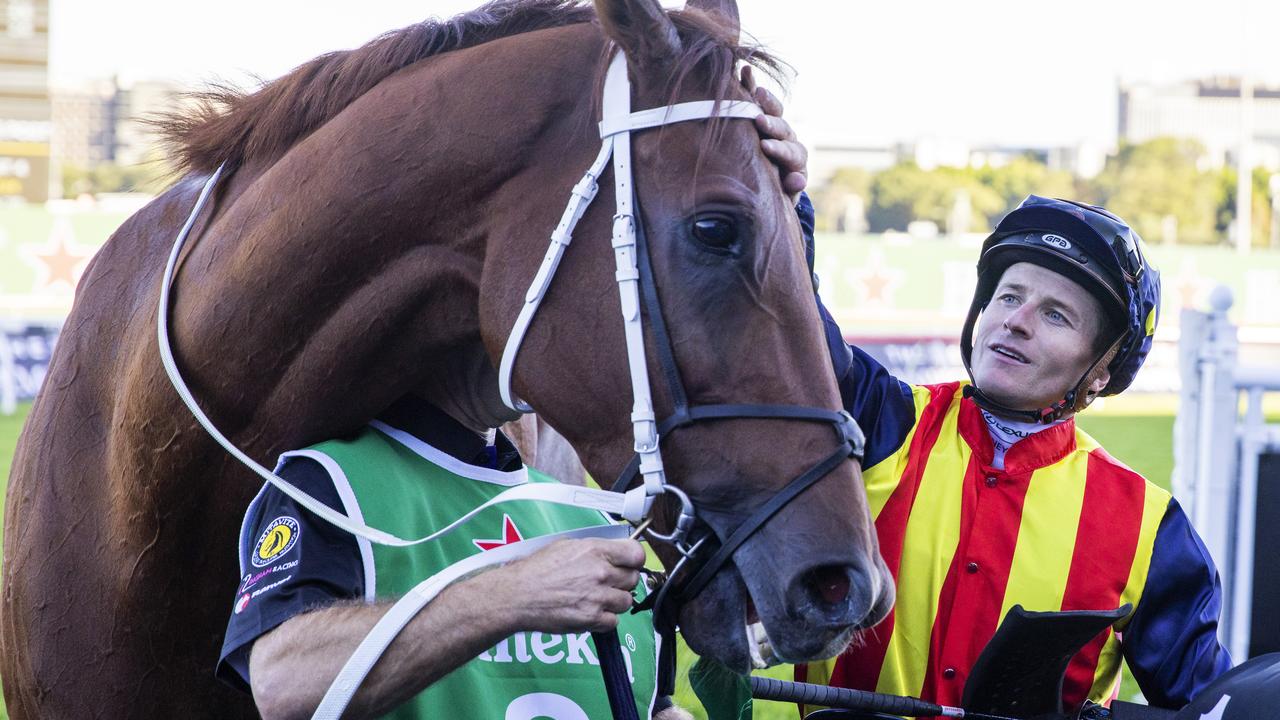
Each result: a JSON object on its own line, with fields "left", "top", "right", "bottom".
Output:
{"left": 798, "top": 382, "right": 1170, "bottom": 716}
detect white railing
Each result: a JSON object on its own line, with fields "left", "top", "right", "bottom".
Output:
{"left": 1175, "top": 287, "right": 1280, "bottom": 662}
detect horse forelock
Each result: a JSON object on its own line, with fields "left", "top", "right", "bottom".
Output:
{"left": 153, "top": 0, "right": 786, "bottom": 180}
{"left": 592, "top": 9, "right": 787, "bottom": 186}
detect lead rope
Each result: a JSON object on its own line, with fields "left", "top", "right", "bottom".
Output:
{"left": 157, "top": 168, "right": 646, "bottom": 545}
{"left": 311, "top": 524, "right": 629, "bottom": 720}
{"left": 156, "top": 171, "right": 649, "bottom": 720}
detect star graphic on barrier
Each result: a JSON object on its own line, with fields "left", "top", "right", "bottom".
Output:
{"left": 844, "top": 247, "right": 904, "bottom": 308}
{"left": 1174, "top": 258, "right": 1209, "bottom": 309}
{"left": 473, "top": 514, "right": 524, "bottom": 551}
{"left": 21, "top": 219, "right": 95, "bottom": 291}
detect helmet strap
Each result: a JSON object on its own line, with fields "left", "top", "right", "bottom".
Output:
{"left": 963, "top": 384, "right": 1073, "bottom": 424}
{"left": 1065, "top": 337, "right": 1124, "bottom": 415}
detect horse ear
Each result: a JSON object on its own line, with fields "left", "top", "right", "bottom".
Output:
{"left": 594, "top": 0, "right": 681, "bottom": 71}
{"left": 685, "top": 0, "right": 740, "bottom": 38}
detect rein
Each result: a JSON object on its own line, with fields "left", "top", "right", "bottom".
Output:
{"left": 157, "top": 48, "right": 864, "bottom": 720}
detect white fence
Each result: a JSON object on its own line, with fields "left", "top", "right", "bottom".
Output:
{"left": 1174, "top": 287, "right": 1280, "bottom": 662}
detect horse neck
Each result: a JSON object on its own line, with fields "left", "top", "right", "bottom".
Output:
{"left": 172, "top": 25, "right": 609, "bottom": 446}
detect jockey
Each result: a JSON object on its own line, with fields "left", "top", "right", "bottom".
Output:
{"left": 748, "top": 88, "right": 1235, "bottom": 713}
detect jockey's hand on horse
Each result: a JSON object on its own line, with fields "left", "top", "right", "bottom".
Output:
{"left": 743, "top": 65, "right": 808, "bottom": 204}
{"left": 248, "top": 537, "right": 646, "bottom": 720}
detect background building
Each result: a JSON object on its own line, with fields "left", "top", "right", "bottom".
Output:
{"left": 50, "top": 76, "right": 183, "bottom": 197}
{"left": 0, "top": 0, "right": 50, "bottom": 203}
{"left": 50, "top": 78, "right": 115, "bottom": 169}
{"left": 1119, "top": 77, "right": 1280, "bottom": 169}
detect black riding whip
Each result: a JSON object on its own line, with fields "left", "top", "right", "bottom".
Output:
{"left": 750, "top": 676, "right": 1022, "bottom": 720}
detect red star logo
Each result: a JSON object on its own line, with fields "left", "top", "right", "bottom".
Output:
{"left": 473, "top": 515, "right": 524, "bottom": 552}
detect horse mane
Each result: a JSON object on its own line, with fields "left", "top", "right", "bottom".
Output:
{"left": 153, "top": 0, "right": 783, "bottom": 176}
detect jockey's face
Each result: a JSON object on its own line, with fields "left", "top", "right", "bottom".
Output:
{"left": 971, "top": 262, "right": 1110, "bottom": 414}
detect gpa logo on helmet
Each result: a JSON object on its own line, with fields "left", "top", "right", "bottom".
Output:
{"left": 252, "top": 516, "right": 300, "bottom": 568}
{"left": 1041, "top": 233, "right": 1071, "bottom": 250}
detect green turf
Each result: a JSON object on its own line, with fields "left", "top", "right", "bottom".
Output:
{"left": 0, "top": 401, "right": 26, "bottom": 720}
{"left": 0, "top": 402, "right": 30, "bottom": 546}
{"left": 1075, "top": 415, "right": 1176, "bottom": 493}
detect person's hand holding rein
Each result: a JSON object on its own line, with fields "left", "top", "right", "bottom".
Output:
{"left": 743, "top": 65, "right": 808, "bottom": 204}
{"left": 494, "top": 537, "right": 645, "bottom": 633}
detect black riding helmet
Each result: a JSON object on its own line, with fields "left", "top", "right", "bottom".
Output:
{"left": 960, "top": 196, "right": 1161, "bottom": 424}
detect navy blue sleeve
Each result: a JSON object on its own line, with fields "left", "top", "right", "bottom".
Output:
{"left": 799, "top": 193, "right": 916, "bottom": 469}
{"left": 797, "top": 192, "right": 817, "bottom": 274}
{"left": 1122, "top": 499, "right": 1232, "bottom": 708}
{"left": 215, "top": 457, "right": 366, "bottom": 693}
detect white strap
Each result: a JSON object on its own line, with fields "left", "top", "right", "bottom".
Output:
{"left": 599, "top": 99, "right": 761, "bottom": 138}
{"left": 311, "top": 524, "right": 628, "bottom": 720}
{"left": 498, "top": 140, "right": 614, "bottom": 413}
{"left": 157, "top": 181, "right": 635, "bottom": 542}
{"left": 602, "top": 52, "right": 668, "bottom": 498}
{"left": 499, "top": 51, "right": 766, "bottom": 510}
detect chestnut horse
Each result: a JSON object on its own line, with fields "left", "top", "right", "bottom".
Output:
{"left": 1, "top": 0, "right": 891, "bottom": 717}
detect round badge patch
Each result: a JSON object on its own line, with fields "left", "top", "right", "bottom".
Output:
{"left": 234, "top": 594, "right": 251, "bottom": 615}
{"left": 252, "top": 516, "right": 300, "bottom": 568}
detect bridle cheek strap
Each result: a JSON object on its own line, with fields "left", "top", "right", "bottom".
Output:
{"left": 498, "top": 51, "right": 761, "bottom": 521}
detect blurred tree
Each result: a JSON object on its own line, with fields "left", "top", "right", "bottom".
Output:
{"left": 811, "top": 139, "right": 1259, "bottom": 246}
{"left": 811, "top": 167, "right": 873, "bottom": 233}
{"left": 976, "top": 155, "right": 1078, "bottom": 219}
{"left": 867, "top": 162, "right": 1001, "bottom": 232}
{"left": 1093, "top": 138, "right": 1220, "bottom": 245}
{"left": 1215, "top": 166, "right": 1275, "bottom": 249}
{"left": 60, "top": 151, "right": 173, "bottom": 198}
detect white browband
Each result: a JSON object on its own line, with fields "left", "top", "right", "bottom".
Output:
{"left": 598, "top": 99, "right": 761, "bottom": 138}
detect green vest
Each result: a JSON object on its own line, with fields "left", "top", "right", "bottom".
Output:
{"left": 292, "top": 421, "right": 659, "bottom": 719}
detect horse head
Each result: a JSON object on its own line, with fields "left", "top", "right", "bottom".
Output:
{"left": 485, "top": 0, "right": 894, "bottom": 671}
{"left": 0, "top": 3, "right": 893, "bottom": 716}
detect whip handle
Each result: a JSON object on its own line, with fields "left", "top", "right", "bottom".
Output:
{"left": 750, "top": 676, "right": 948, "bottom": 717}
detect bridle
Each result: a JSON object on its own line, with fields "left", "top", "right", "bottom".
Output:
{"left": 157, "top": 48, "right": 865, "bottom": 720}
{"left": 497, "top": 49, "right": 867, "bottom": 709}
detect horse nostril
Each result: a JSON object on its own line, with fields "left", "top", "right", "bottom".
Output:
{"left": 803, "top": 564, "right": 852, "bottom": 606}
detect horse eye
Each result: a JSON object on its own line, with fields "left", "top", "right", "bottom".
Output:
{"left": 691, "top": 216, "right": 738, "bottom": 250}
